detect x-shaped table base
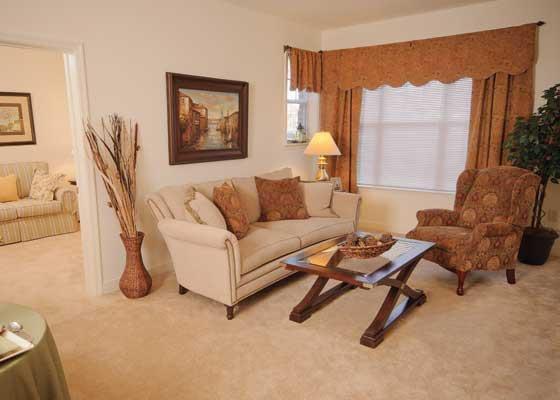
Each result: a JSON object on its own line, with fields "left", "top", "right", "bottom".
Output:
{"left": 289, "top": 259, "right": 426, "bottom": 349}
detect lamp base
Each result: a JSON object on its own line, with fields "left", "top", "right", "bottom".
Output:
{"left": 315, "top": 156, "right": 330, "bottom": 181}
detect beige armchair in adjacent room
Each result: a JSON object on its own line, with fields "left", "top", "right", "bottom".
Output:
{"left": 406, "top": 166, "right": 539, "bottom": 295}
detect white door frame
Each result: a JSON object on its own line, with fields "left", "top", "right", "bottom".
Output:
{"left": 0, "top": 33, "right": 103, "bottom": 296}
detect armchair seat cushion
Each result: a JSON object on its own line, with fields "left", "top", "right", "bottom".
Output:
{"left": 407, "top": 226, "right": 471, "bottom": 253}
{"left": 0, "top": 204, "right": 17, "bottom": 222}
{"left": 239, "top": 226, "right": 300, "bottom": 275}
{"left": 12, "top": 199, "right": 63, "bottom": 218}
{"left": 254, "top": 217, "right": 354, "bottom": 247}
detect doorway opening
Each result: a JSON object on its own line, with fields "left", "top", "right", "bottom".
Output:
{"left": 0, "top": 36, "right": 102, "bottom": 297}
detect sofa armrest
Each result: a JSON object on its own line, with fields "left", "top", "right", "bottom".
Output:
{"left": 157, "top": 219, "right": 241, "bottom": 306}
{"left": 54, "top": 185, "right": 78, "bottom": 214}
{"left": 158, "top": 219, "right": 238, "bottom": 249}
{"left": 416, "top": 209, "right": 459, "bottom": 227}
{"left": 331, "top": 191, "right": 361, "bottom": 227}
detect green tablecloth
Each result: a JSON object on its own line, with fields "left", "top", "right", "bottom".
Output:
{"left": 0, "top": 304, "right": 70, "bottom": 400}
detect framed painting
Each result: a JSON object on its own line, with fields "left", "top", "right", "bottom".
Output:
{"left": 166, "top": 72, "right": 248, "bottom": 165}
{"left": 0, "top": 92, "right": 36, "bottom": 146}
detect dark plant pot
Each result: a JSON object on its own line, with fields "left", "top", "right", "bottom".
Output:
{"left": 119, "top": 232, "right": 152, "bottom": 298}
{"left": 517, "top": 227, "right": 559, "bottom": 265}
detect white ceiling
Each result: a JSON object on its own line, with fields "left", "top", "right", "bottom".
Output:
{"left": 223, "top": 0, "right": 494, "bottom": 29}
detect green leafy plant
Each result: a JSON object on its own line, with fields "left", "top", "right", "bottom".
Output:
{"left": 504, "top": 83, "right": 560, "bottom": 231}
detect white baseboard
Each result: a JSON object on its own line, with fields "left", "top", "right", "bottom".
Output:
{"left": 102, "top": 261, "right": 172, "bottom": 294}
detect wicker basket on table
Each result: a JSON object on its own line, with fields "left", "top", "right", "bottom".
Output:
{"left": 339, "top": 233, "right": 397, "bottom": 259}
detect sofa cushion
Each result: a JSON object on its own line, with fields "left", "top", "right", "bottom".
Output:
{"left": 238, "top": 226, "right": 301, "bottom": 275}
{"left": 0, "top": 204, "right": 17, "bottom": 222}
{"left": 255, "top": 176, "right": 309, "bottom": 221}
{"left": 193, "top": 179, "right": 231, "bottom": 200}
{"left": 254, "top": 217, "right": 354, "bottom": 247}
{"left": 232, "top": 168, "right": 294, "bottom": 224}
{"left": 12, "top": 198, "right": 63, "bottom": 218}
{"left": 0, "top": 162, "right": 48, "bottom": 198}
{"left": 300, "top": 181, "right": 337, "bottom": 217}
{"left": 158, "top": 185, "right": 190, "bottom": 220}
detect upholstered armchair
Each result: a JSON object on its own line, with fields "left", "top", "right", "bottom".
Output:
{"left": 406, "top": 166, "right": 539, "bottom": 295}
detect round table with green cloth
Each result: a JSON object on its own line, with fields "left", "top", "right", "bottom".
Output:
{"left": 0, "top": 303, "right": 70, "bottom": 400}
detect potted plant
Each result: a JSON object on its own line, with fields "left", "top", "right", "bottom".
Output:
{"left": 504, "top": 83, "right": 560, "bottom": 265}
{"left": 84, "top": 115, "right": 152, "bottom": 297}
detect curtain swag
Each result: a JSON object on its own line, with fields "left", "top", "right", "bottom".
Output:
{"left": 288, "top": 47, "right": 322, "bottom": 92}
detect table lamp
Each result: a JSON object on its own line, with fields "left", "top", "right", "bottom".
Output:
{"left": 304, "top": 131, "right": 341, "bottom": 181}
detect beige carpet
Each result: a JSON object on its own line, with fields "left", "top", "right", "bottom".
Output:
{"left": 1, "top": 232, "right": 559, "bottom": 399}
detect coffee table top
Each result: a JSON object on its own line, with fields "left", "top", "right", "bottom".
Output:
{"left": 282, "top": 233, "right": 434, "bottom": 288}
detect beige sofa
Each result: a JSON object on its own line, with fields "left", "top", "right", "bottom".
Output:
{"left": 146, "top": 168, "right": 361, "bottom": 319}
{"left": 0, "top": 162, "right": 79, "bottom": 246}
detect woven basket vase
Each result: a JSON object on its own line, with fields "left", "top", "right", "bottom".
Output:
{"left": 119, "top": 232, "right": 152, "bottom": 298}
{"left": 339, "top": 239, "right": 397, "bottom": 259}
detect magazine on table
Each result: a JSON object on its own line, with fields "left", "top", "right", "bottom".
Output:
{"left": 0, "top": 329, "right": 34, "bottom": 363}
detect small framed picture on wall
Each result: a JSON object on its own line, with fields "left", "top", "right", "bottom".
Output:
{"left": 330, "top": 177, "right": 343, "bottom": 191}
{"left": 0, "top": 92, "right": 36, "bottom": 146}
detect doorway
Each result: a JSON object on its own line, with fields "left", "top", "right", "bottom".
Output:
{"left": 0, "top": 35, "right": 102, "bottom": 296}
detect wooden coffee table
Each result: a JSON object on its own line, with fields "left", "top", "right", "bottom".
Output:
{"left": 282, "top": 234, "right": 434, "bottom": 349}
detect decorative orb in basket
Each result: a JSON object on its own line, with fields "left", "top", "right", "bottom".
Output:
{"left": 339, "top": 233, "right": 397, "bottom": 259}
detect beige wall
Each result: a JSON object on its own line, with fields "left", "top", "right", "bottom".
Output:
{"left": 322, "top": 0, "right": 560, "bottom": 255}
{"left": 0, "top": 0, "right": 321, "bottom": 291}
{"left": 0, "top": 46, "right": 74, "bottom": 175}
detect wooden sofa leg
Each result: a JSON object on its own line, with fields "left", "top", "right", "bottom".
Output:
{"left": 226, "top": 305, "right": 235, "bottom": 320}
{"left": 178, "top": 285, "right": 188, "bottom": 295}
{"left": 506, "top": 269, "right": 516, "bottom": 284}
{"left": 456, "top": 270, "right": 468, "bottom": 296}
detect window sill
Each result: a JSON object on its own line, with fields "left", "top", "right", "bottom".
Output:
{"left": 284, "top": 141, "right": 309, "bottom": 148}
{"left": 357, "top": 184, "right": 455, "bottom": 195}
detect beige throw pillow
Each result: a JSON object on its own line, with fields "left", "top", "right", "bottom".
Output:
{"left": 0, "top": 175, "right": 19, "bottom": 202}
{"left": 29, "top": 170, "right": 64, "bottom": 201}
{"left": 300, "top": 181, "right": 338, "bottom": 218}
{"left": 184, "top": 187, "right": 227, "bottom": 230}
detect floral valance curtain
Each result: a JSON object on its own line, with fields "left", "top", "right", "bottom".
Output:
{"left": 289, "top": 23, "right": 539, "bottom": 192}
{"left": 287, "top": 47, "right": 322, "bottom": 93}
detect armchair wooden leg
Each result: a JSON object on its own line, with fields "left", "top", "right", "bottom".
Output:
{"left": 226, "top": 305, "right": 235, "bottom": 320}
{"left": 178, "top": 285, "right": 188, "bottom": 295}
{"left": 456, "top": 270, "right": 468, "bottom": 296}
{"left": 506, "top": 269, "right": 516, "bottom": 284}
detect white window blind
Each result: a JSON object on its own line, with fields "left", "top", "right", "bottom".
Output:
{"left": 357, "top": 78, "right": 472, "bottom": 192}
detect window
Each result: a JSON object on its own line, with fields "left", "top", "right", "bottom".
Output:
{"left": 286, "top": 56, "right": 309, "bottom": 143}
{"left": 357, "top": 78, "right": 472, "bottom": 192}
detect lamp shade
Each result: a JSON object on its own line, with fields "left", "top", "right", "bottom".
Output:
{"left": 304, "top": 131, "right": 341, "bottom": 156}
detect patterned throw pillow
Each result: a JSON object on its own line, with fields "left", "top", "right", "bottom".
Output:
{"left": 213, "top": 183, "right": 250, "bottom": 239}
{"left": 255, "top": 176, "right": 309, "bottom": 221}
{"left": 29, "top": 170, "right": 64, "bottom": 201}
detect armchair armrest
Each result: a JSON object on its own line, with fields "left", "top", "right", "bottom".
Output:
{"left": 158, "top": 219, "right": 238, "bottom": 249}
{"left": 54, "top": 185, "right": 78, "bottom": 214}
{"left": 471, "top": 222, "right": 516, "bottom": 242}
{"left": 331, "top": 191, "right": 361, "bottom": 227}
{"left": 416, "top": 209, "right": 459, "bottom": 227}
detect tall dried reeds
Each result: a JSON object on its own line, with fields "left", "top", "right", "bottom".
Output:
{"left": 84, "top": 114, "right": 140, "bottom": 239}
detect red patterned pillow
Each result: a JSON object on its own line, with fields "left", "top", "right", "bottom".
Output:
{"left": 255, "top": 176, "right": 309, "bottom": 221}
{"left": 213, "top": 183, "right": 250, "bottom": 239}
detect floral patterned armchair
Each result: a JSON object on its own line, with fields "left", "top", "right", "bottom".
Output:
{"left": 406, "top": 166, "right": 539, "bottom": 295}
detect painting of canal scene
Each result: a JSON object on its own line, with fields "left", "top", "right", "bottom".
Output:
{"left": 167, "top": 73, "right": 248, "bottom": 164}
{"left": 0, "top": 92, "right": 36, "bottom": 146}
